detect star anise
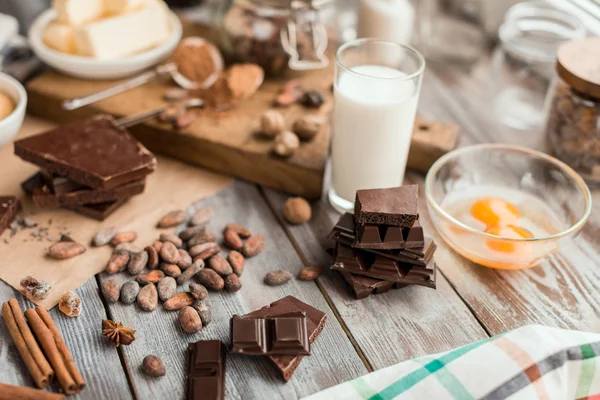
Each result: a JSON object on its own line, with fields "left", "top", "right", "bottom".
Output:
{"left": 102, "top": 320, "right": 136, "bottom": 347}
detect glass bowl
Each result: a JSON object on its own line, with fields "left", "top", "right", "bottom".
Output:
{"left": 425, "top": 144, "right": 591, "bottom": 270}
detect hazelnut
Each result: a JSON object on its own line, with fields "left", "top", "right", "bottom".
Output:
{"left": 273, "top": 131, "right": 300, "bottom": 157}
{"left": 283, "top": 197, "right": 311, "bottom": 224}
{"left": 261, "top": 110, "right": 286, "bottom": 137}
{"left": 292, "top": 115, "right": 324, "bottom": 141}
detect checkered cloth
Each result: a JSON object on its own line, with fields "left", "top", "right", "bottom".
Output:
{"left": 303, "top": 325, "right": 600, "bottom": 400}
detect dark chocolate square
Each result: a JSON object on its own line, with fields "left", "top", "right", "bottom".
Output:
{"left": 355, "top": 185, "right": 418, "bottom": 227}
{"left": 231, "top": 316, "right": 267, "bottom": 354}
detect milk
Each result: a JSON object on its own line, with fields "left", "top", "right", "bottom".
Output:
{"left": 357, "top": 0, "right": 415, "bottom": 44}
{"left": 331, "top": 65, "right": 420, "bottom": 204}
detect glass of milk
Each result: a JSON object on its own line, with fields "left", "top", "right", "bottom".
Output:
{"left": 328, "top": 38, "right": 425, "bottom": 213}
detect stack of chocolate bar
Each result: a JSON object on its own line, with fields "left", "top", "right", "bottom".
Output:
{"left": 14, "top": 116, "right": 156, "bottom": 220}
{"left": 327, "top": 186, "right": 437, "bottom": 299}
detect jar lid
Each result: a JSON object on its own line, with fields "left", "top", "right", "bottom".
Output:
{"left": 557, "top": 37, "right": 600, "bottom": 100}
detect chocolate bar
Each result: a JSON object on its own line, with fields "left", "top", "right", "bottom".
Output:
{"left": 231, "top": 312, "right": 310, "bottom": 356}
{"left": 14, "top": 115, "right": 156, "bottom": 189}
{"left": 64, "top": 199, "right": 128, "bottom": 221}
{"left": 355, "top": 185, "right": 418, "bottom": 228}
{"left": 40, "top": 169, "right": 87, "bottom": 194}
{"left": 186, "top": 340, "right": 226, "bottom": 400}
{"left": 355, "top": 220, "right": 425, "bottom": 249}
{"left": 243, "top": 296, "right": 326, "bottom": 381}
{"left": 340, "top": 271, "right": 408, "bottom": 299}
{"left": 0, "top": 196, "right": 20, "bottom": 235}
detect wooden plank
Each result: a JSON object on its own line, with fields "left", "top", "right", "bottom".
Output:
{"left": 97, "top": 181, "right": 368, "bottom": 400}
{"left": 0, "top": 278, "right": 133, "bottom": 400}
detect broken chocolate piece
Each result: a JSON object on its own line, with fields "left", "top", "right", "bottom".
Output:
{"left": 0, "top": 196, "right": 21, "bottom": 235}
{"left": 64, "top": 199, "right": 128, "bottom": 221}
{"left": 40, "top": 169, "right": 87, "bottom": 194}
{"left": 355, "top": 185, "right": 418, "bottom": 227}
{"left": 186, "top": 340, "right": 226, "bottom": 400}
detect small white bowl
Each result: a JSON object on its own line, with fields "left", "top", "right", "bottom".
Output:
{"left": 0, "top": 73, "right": 27, "bottom": 148}
{"left": 28, "top": 9, "right": 182, "bottom": 80}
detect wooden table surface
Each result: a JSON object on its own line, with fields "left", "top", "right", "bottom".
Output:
{"left": 2, "top": 54, "right": 600, "bottom": 400}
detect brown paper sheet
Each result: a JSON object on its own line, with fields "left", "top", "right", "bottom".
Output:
{"left": 0, "top": 117, "right": 233, "bottom": 308}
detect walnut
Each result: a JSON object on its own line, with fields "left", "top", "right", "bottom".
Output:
{"left": 102, "top": 320, "right": 136, "bottom": 347}
{"left": 261, "top": 110, "right": 286, "bottom": 137}
{"left": 273, "top": 131, "right": 300, "bottom": 157}
{"left": 292, "top": 115, "right": 324, "bottom": 141}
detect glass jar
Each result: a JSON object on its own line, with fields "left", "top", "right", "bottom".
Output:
{"left": 214, "top": 0, "right": 332, "bottom": 76}
{"left": 545, "top": 37, "right": 600, "bottom": 184}
{"left": 491, "top": 1, "right": 585, "bottom": 135}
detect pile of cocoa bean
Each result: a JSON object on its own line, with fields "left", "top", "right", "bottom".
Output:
{"left": 95, "top": 206, "right": 265, "bottom": 334}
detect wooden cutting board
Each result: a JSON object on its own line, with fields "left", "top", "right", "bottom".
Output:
{"left": 25, "top": 22, "right": 459, "bottom": 200}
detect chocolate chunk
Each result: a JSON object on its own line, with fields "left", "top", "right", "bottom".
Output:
{"left": 243, "top": 296, "right": 326, "bottom": 381}
{"left": 64, "top": 199, "right": 128, "bottom": 221}
{"left": 340, "top": 271, "right": 399, "bottom": 299}
{"left": 0, "top": 196, "right": 21, "bottom": 235}
{"left": 40, "top": 169, "right": 88, "bottom": 194}
{"left": 403, "top": 220, "right": 425, "bottom": 248}
{"left": 186, "top": 340, "right": 226, "bottom": 400}
{"left": 354, "top": 185, "right": 418, "bottom": 227}
{"left": 231, "top": 312, "right": 310, "bottom": 356}
{"left": 14, "top": 115, "right": 156, "bottom": 189}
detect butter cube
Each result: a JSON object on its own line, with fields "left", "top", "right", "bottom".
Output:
{"left": 52, "top": 0, "right": 105, "bottom": 26}
{"left": 74, "top": 2, "right": 171, "bottom": 60}
{"left": 43, "top": 22, "right": 75, "bottom": 53}
{"left": 106, "top": 0, "right": 146, "bottom": 14}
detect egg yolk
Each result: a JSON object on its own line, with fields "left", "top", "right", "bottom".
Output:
{"left": 471, "top": 198, "right": 520, "bottom": 227}
{"left": 485, "top": 225, "right": 533, "bottom": 253}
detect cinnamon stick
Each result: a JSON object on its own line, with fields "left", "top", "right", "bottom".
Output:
{"left": 1, "top": 299, "right": 54, "bottom": 388}
{"left": 24, "top": 308, "right": 78, "bottom": 395}
{"left": 35, "top": 306, "right": 86, "bottom": 392}
{"left": 0, "top": 383, "right": 65, "bottom": 400}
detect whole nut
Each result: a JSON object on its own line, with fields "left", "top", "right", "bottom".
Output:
{"left": 142, "top": 355, "right": 166, "bottom": 377}
{"left": 223, "top": 228, "right": 243, "bottom": 251}
{"left": 159, "top": 233, "right": 183, "bottom": 248}
{"left": 164, "top": 292, "right": 194, "bottom": 311}
{"left": 92, "top": 226, "right": 118, "bottom": 246}
{"left": 177, "top": 259, "right": 204, "bottom": 285}
{"left": 179, "top": 226, "right": 205, "bottom": 241}
{"left": 136, "top": 270, "right": 165, "bottom": 285}
{"left": 161, "top": 263, "right": 182, "bottom": 279}
{"left": 189, "top": 283, "right": 208, "bottom": 300}
{"left": 120, "top": 281, "right": 140, "bottom": 305}
{"left": 228, "top": 251, "right": 245, "bottom": 276}
{"left": 283, "top": 197, "right": 311, "bottom": 224}
{"left": 242, "top": 235, "right": 265, "bottom": 258}
{"left": 298, "top": 266, "right": 320, "bottom": 281}
{"left": 224, "top": 224, "right": 252, "bottom": 239}
{"left": 48, "top": 241, "right": 86, "bottom": 259}
{"left": 102, "top": 279, "right": 121, "bottom": 303}
{"left": 192, "top": 299, "right": 211, "bottom": 326}
{"left": 160, "top": 242, "right": 179, "bottom": 264}
{"left": 301, "top": 90, "right": 324, "bottom": 108}
{"left": 127, "top": 251, "right": 149, "bottom": 275}
{"left": 137, "top": 283, "right": 158, "bottom": 312}
{"left": 189, "top": 242, "right": 220, "bottom": 260}
{"left": 261, "top": 110, "right": 286, "bottom": 137}
{"left": 105, "top": 250, "right": 130, "bottom": 274}
{"left": 273, "top": 131, "right": 300, "bottom": 157}
{"left": 190, "top": 207, "right": 214, "bottom": 227}
{"left": 179, "top": 307, "right": 202, "bottom": 334}
{"left": 145, "top": 246, "right": 159, "bottom": 269}
{"left": 264, "top": 270, "right": 293, "bottom": 286}
{"left": 114, "top": 242, "right": 142, "bottom": 254}
{"left": 187, "top": 232, "right": 216, "bottom": 248}
{"left": 111, "top": 231, "right": 137, "bottom": 246}
{"left": 196, "top": 269, "right": 224, "bottom": 291}
{"left": 157, "top": 210, "right": 185, "bottom": 228}
{"left": 157, "top": 277, "right": 177, "bottom": 301}
{"left": 224, "top": 274, "right": 242, "bottom": 292}
{"left": 177, "top": 249, "right": 192, "bottom": 269}
{"left": 152, "top": 241, "right": 163, "bottom": 253}
{"left": 292, "top": 115, "right": 323, "bottom": 141}
{"left": 208, "top": 255, "right": 233, "bottom": 276}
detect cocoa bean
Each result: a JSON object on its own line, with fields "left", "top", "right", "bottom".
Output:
{"left": 157, "top": 210, "right": 185, "bottom": 228}
{"left": 178, "top": 225, "right": 205, "bottom": 241}
{"left": 283, "top": 197, "right": 311, "bottom": 224}
{"left": 264, "top": 270, "right": 292, "bottom": 286}
{"left": 163, "top": 87, "right": 188, "bottom": 101}
{"left": 208, "top": 255, "right": 233, "bottom": 276}
{"left": 228, "top": 251, "right": 245, "bottom": 277}
{"left": 223, "top": 228, "right": 243, "bottom": 251}
{"left": 189, "top": 283, "right": 208, "bottom": 300}
{"left": 157, "top": 277, "right": 177, "bottom": 301}
{"left": 137, "top": 283, "right": 158, "bottom": 312}
{"left": 190, "top": 207, "right": 214, "bottom": 227}
{"left": 105, "top": 250, "right": 130, "bottom": 274}
{"left": 242, "top": 235, "right": 265, "bottom": 258}
{"left": 175, "top": 111, "right": 197, "bottom": 129}
{"left": 127, "top": 251, "right": 149, "bottom": 275}
{"left": 224, "top": 274, "right": 242, "bottom": 292}
{"left": 187, "top": 232, "right": 216, "bottom": 248}
{"left": 189, "top": 242, "right": 220, "bottom": 259}
{"left": 120, "top": 281, "right": 140, "bottom": 305}
{"left": 48, "top": 241, "right": 86, "bottom": 259}
{"left": 298, "top": 266, "right": 320, "bottom": 281}
{"left": 196, "top": 269, "right": 224, "bottom": 291}
{"left": 179, "top": 306, "right": 202, "bottom": 334}
{"left": 92, "top": 226, "right": 118, "bottom": 246}
{"left": 159, "top": 106, "right": 183, "bottom": 122}
{"left": 191, "top": 299, "right": 211, "bottom": 326}
{"left": 224, "top": 224, "right": 252, "bottom": 239}
{"left": 136, "top": 270, "right": 165, "bottom": 285}
{"left": 152, "top": 241, "right": 163, "bottom": 252}
{"left": 159, "top": 233, "right": 183, "bottom": 248}
{"left": 101, "top": 279, "right": 120, "bottom": 303}
{"left": 177, "top": 249, "right": 192, "bottom": 269}
{"left": 164, "top": 292, "right": 194, "bottom": 311}
{"left": 160, "top": 241, "right": 179, "bottom": 264}
{"left": 115, "top": 242, "right": 142, "bottom": 254}
{"left": 142, "top": 355, "right": 166, "bottom": 377}
{"left": 160, "top": 263, "right": 182, "bottom": 279}
{"left": 145, "top": 246, "right": 159, "bottom": 269}
{"left": 110, "top": 231, "right": 137, "bottom": 246}
{"left": 177, "top": 259, "right": 204, "bottom": 285}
